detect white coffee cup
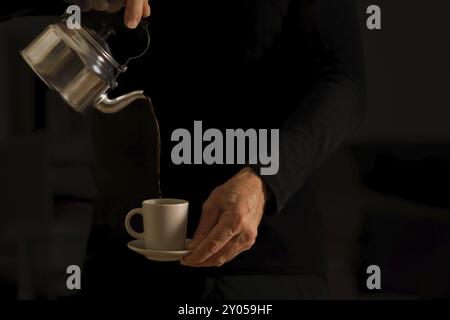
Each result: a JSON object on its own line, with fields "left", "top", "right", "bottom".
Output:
{"left": 125, "top": 199, "right": 189, "bottom": 251}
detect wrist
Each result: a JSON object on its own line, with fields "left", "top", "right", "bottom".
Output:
{"left": 241, "top": 167, "right": 272, "bottom": 203}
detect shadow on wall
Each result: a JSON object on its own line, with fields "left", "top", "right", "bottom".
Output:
{"left": 0, "top": 16, "right": 95, "bottom": 299}
{"left": 357, "top": 0, "right": 450, "bottom": 143}
{"left": 313, "top": 0, "right": 450, "bottom": 299}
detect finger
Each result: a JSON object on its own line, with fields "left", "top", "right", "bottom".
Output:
{"left": 143, "top": 1, "right": 151, "bottom": 17}
{"left": 107, "top": 0, "right": 124, "bottom": 13}
{"left": 189, "top": 232, "right": 255, "bottom": 267}
{"left": 183, "top": 214, "right": 237, "bottom": 264}
{"left": 93, "top": 0, "right": 110, "bottom": 11}
{"left": 187, "top": 202, "right": 220, "bottom": 250}
{"left": 186, "top": 235, "right": 241, "bottom": 267}
{"left": 124, "top": 0, "right": 144, "bottom": 29}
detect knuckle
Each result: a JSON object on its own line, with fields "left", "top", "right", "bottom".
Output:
{"left": 248, "top": 229, "right": 258, "bottom": 241}
{"left": 241, "top": 229, "right": 258, "bottom": 243}
{"left": 206, "top": 241, "right": 221, "bottom": 254}
{"left": 241, "top": 237, "right": 256, "bottom": 251}
{"left": 234, "top": 211, "right": 246, "bottom": 229}
{"left": 234, "top": 219, "right": 244, "bottom": 231}
{"left": 248, "top": 238, "right": 256, "bottom": 248}
{"left": 216, "top": 257, "right": 227, "bottom": 267}
{"left": 223, "top": 226, "right": 235, "bottom": 238}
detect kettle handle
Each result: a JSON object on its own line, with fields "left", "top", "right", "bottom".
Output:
{"left": 111, "top": 18, "right": 151, "bottom": 82}
{"left": 122, "top": 19, "right": 151, "bottom": 68}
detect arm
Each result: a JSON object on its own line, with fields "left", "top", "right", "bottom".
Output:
{"left": 182, "top": 0, "right": 366, "bottom": 267}
{"left": 253, "top": 0, "right": 366, "bottom": 214}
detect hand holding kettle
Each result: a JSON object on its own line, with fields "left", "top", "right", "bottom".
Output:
{"left": 65, "top": 0, "right": 151, "bottom": 28}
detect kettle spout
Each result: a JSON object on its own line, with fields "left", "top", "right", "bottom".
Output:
{"left": 94, "top": 91, "right": 147, "bottom": 114}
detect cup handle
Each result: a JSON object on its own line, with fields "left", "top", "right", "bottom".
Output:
{"left": 125, "top": 208, "right": 144, "bottom": 239}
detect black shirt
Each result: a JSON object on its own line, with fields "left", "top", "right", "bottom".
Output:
{"left": 124, "top": 0, "right": 366, "bottom": 275}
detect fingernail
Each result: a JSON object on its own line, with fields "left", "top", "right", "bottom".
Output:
{"left": 126, "top": 18, "right": 139, "bottom": 29}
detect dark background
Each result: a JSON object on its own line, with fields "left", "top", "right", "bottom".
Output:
{"left": 0, "top": 0, "right": 449, "bottom": 299}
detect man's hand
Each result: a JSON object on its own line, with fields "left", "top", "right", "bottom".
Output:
{"left": 67, "top": 0, "right": 151, "bottom": 29}
{"left": 181, "top": 167, "right": 270, "bottom": 267}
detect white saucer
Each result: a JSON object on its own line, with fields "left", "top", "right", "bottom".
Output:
{"left": 127, "top": 239, "right": 192, "bottom": 262}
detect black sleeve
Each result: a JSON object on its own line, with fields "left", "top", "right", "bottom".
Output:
{"left": 252, "top": 0, "right": 366, "bottom": 214}
{"left": 0, "top": 1, "right": 67, "bottom": 19}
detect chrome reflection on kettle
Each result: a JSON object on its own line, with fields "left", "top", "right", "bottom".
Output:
{"left": 20, "top": 14, "right": 150, "bottom": 113}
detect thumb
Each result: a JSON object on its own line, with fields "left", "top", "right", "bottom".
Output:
{"left": 188, "top": 202, "right": 219, "bottom": 249}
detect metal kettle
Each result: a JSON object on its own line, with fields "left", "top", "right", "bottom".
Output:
{"left": 20, "top": 12, "right": 150, "bottom": 113}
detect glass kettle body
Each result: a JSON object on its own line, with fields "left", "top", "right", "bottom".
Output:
{"left": 20, "top": 14, "right": 150, "bottom": 113}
